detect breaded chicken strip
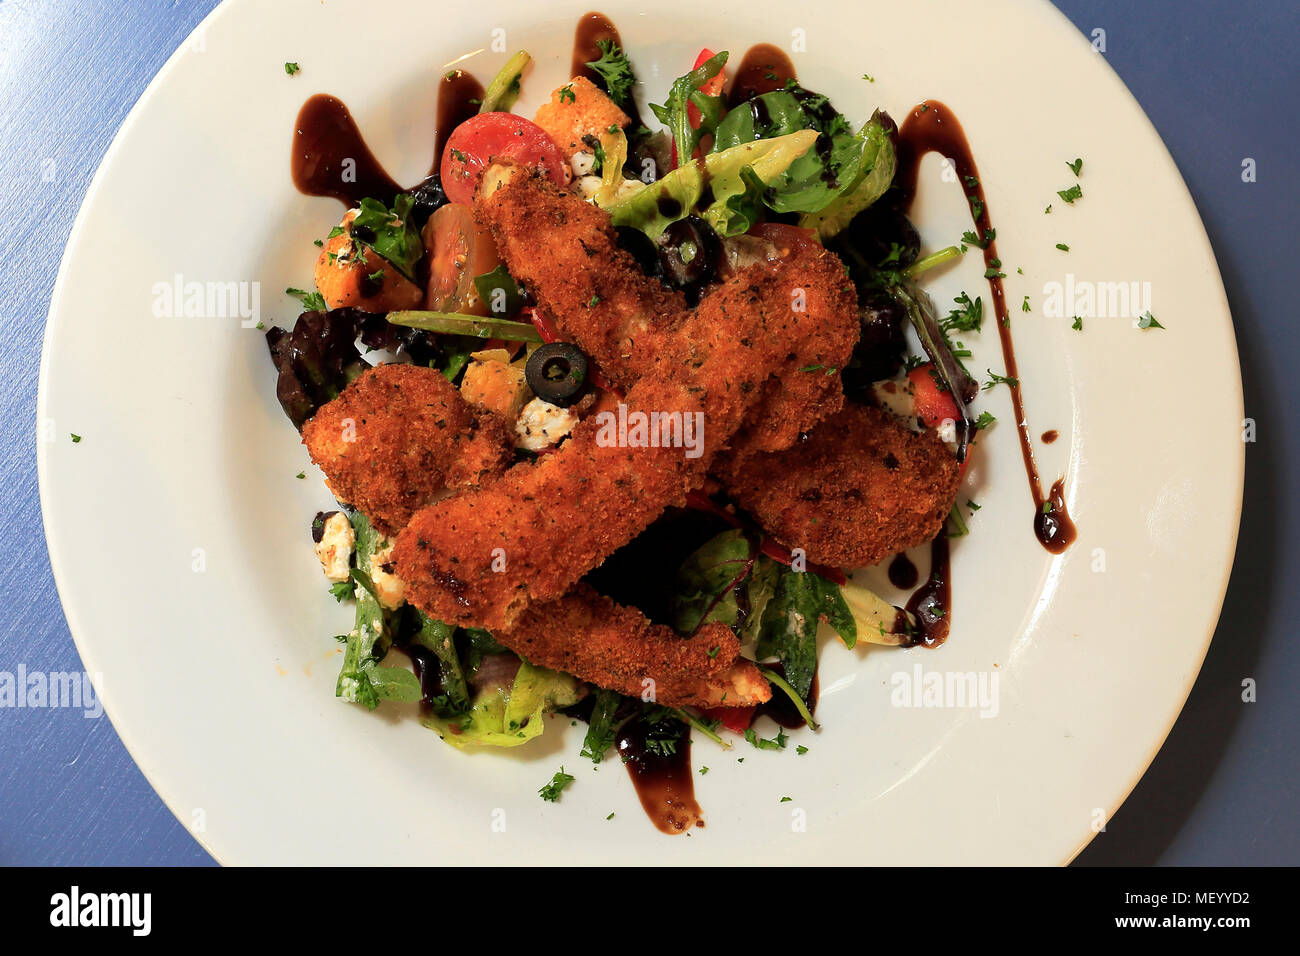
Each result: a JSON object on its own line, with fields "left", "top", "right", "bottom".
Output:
{"left": 393, "top": 246, "right": 826, "bottom": 629}
{"left": 502, "top": 584, "right": 770, "bottom": 708}
{"left": 716, "top": 404, "right": 962, "bottom": 568}
{"left": 475, "top": 167, "right": 857, "bottom": 446}
{"left": 302, "top": 364, "right": 513, "bottom": 537}
{"left": 477, "top": 167, "right": 684, "bottom": 386}
{"left": 395, "top": 375, "right": 731, "bottom": 630}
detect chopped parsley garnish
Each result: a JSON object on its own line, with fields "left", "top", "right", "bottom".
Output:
{"left": 70, "top": 434, "right": 81, "bottom": 443}
{"left": 780, "top": 796, "right": 792, "bottom": 803}
{"left": 588, "top": 293, "right": 601, "bottom": 307}
{"left": 367, "top": 269, "right": 385, "bottom": 283}
{"left": 1067, "top": 157, "right": 1083, "bottom": 176}
{"left": 284, "top": 62, "right": 300, "bottom": 76}
{"left": 796, "top": 745, "right": 809, "bottom": 755}
{"left": 1138, "top": 311, "right": 1164, "bottom": 330}
{"left": 645, "top": 737, "right": 677, "bottom": 757}
{"left": 539, "top": 767, "right": 575, "bottom": 802}
{"left": 984, "top": 266, "right": 1006, "bottom": 279}
{"left": 744, "top": 727, "right": 788, "bottom": 751}
{"left": 1072, "top": 316, "right": 1084, "bottom": 331}
{"left": 313, "top": 238, "right": 324, "bottom": 248}
{"left": 1044, "top": 204, "right": 1053, "bottom": 214}
{"left": 329, "top": 580, "right": 353, "bottom": 603}
{"left": 606, "top": 812, "right": 615, "bottom": 820}
{"left": 1056, "top": 184, "right": 1083, "bottom": 204}
{"left": 295, "top": 471, "right": 305, "bottom": 479}
{"left": 983, "top": 369, "right": 1019, "bottom": 391}
{"left": 969, "top": 195, "right": 984, "bottom": 219}
{"left": 286, "top": 287, "right": 327, "bottom": 311}
{"left": 699, "top": 766, "right": 709, "bottom": 775}
{"left": 1055, "top": 243, "right": 1070, "bottom": 252}
{"left": 943, "top": 292, "right": 983, "bottom": 333}
{"left": 1021, "top": 295, "right": 1031, "bottom": 313}
{"left": 1041, "top": 501, "right": 1052, "bottom": 514}
{"left": 798, "top": 364, "right": 825, "bottom": 372}
{"left": 558, "top": 84, "right": 576, "bottom": 104}
{"left": 967, "top": 499, "right": 982, "bottom": 511}
{"left": 973, "top": 411, "right": 997, "bottom": 430}
{"left": 585, "top": 40, "right": 636, "bottom": 106}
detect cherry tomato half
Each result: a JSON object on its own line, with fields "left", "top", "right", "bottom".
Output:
{"left": 440, "top": 113, "right": 568, "bottom": 206}
{"left": 422, "top": 203, "right": 501, "bottom": 314}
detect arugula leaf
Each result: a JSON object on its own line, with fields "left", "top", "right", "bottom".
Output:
{"left": 671, "top": 528, "right": 755, "bottom": 634}
{"left": 581, "top": 688, "right": 625, "bottom": 764}
{"left": 335, "top": 512, "right": 392, "bottom": 710}
{"left": 349, "top": 194, "right": 423, "bottom": 280}
{"left": 472, "top": 264, "right": 525, "bottom": 318}
{"left": 754, "top": 565, "right": 854, "bottom": 702}
{"left": 406, "top": 613, "right": 471, "bottom": 718}
{"left": 649, "top": 50, "right": 728, "bottom": 166}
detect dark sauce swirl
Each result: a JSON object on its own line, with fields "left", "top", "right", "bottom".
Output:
{"left": 896, "top": 101, "right": 1078, "bottom": 554}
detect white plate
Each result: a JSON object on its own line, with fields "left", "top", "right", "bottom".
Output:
{"left": 38, "top": 0, "right": 1241, "bottom": 865}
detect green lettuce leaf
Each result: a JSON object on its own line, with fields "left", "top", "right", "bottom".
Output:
{"left": 712, "top": 86, "right": 865, "bottom": 214}
{"left": 421, "top": 661, "right": 581, "bottom": 750}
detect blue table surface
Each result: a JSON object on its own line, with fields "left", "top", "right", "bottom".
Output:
{"left": 1, "top": 0, "right": 1296, "bottom": 866}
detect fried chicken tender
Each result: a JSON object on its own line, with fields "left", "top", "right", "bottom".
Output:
{"left": 395, "top": 372, "right": 737, "bottom": 630}
{"left": 475, "top": 167, "right": 858, "bottom": 448}
{"left": 302, "top": 364, "right": 513, "bottom": 537}
{"left": 477, "top": 166, "right": 684, "bottom": 386}
{"left": 716, "top": 404, "right": 962, "bottom": 568}
{"left": 501, "top": 584, "right": 770, "bottom": 708}
{"left": 393, "top": 243, "right": 827, "bottom": 629}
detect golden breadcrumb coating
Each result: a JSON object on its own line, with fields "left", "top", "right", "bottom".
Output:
{"left": 302, "top": 364, "right": 513, "bottom": 537}
{"left": 717, "top": 404, "right": 962, "bottom": 568}
{"left": 500, "top": 584, "right": 770, "bottom": 708}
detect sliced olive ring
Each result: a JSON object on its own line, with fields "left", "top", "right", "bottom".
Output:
{"left": 525, "top": 342, "right": 589, "bottom": 407}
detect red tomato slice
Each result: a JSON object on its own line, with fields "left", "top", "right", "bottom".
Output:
{"left": 906, "top": 364, "right": 961, "bottom": 430}
{"left": 701, "top": 705, "right": 756, "bottom": 734}
{"left": 440, "top": 113, "right": 568, "bottom": 206}
{"left": 907, "top": 363, "right": 973, "bottom": 474}
{"left": 422, "top": 203, "right": 500, "bottom": 314}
